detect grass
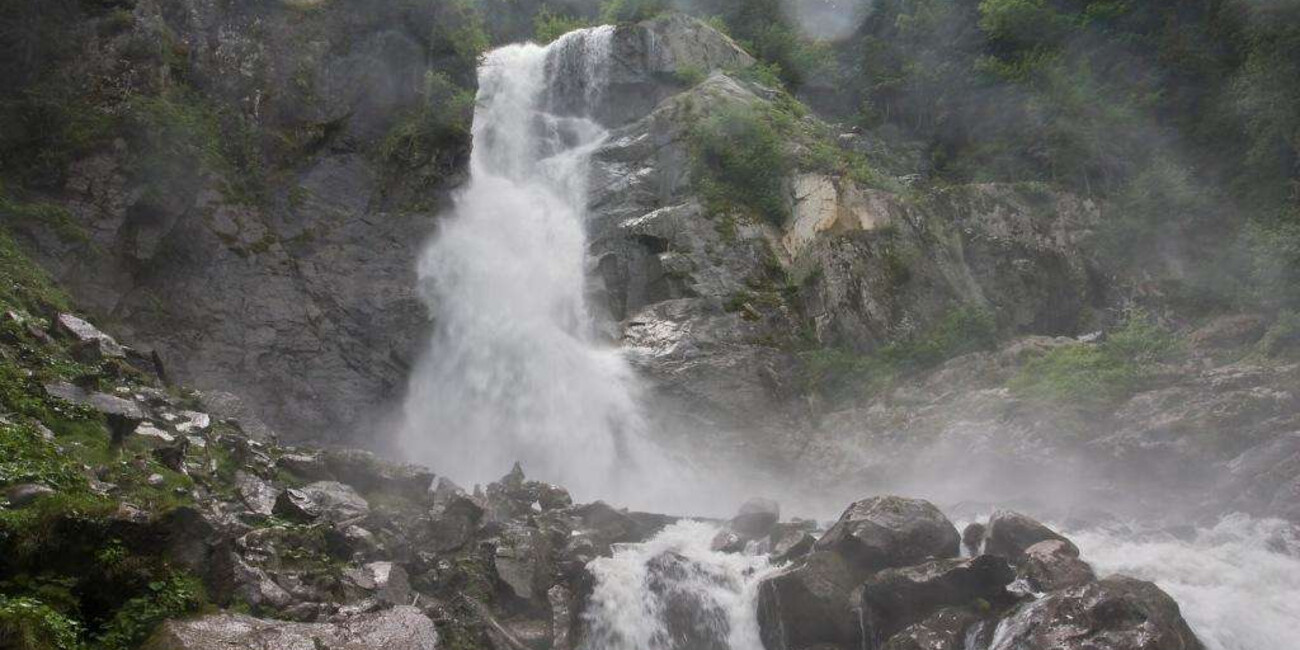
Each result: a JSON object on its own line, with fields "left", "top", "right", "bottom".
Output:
{"left": 801, "top": 306, "right": 999, "bottom": 404}
{"left": 0, "top": 227, "right": 72, "bottom": 315}
{"left": 1009, "top": 310, "right": 1183, "bottom": 407}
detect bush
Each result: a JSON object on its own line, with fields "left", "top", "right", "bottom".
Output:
{"left": 0, "top": 596, "right": 83, "bottom": 650}
{"left": 1010, "top": 310, "right": 1182, "bottom": 406}
{"left": 380, "top": 72, "right": 475, "bottom": 182}
{"left": 599, "top": 0, "right": 668, "bottom": 24}
{"left": 94, "top": 574, "right": 204, "bottom": 650}
{"left": 534, "top": 6, "right": 590, "bottom": 43}
{"left": 691, "top": 104, "right": 791, "bottom": 227}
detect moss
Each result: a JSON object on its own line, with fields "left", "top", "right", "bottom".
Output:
{"left": 0, "top": 228, "right": 73, "bottom": 315}
{"left": 94, "top": 573, "right": 205, "bottom": 650}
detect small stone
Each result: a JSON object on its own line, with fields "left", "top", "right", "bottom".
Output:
{"left": 6, "top": 484, "right": 55, "bottom": 507}
{"left": 135, "top": 424, "right": 176, "bottom": 446}
{"left": 147, "top": 473, "right": 167, "bottom": 487}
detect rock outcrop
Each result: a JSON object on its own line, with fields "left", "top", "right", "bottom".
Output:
{"left": 143, "top": 606, "right": 440, "bottom": 650}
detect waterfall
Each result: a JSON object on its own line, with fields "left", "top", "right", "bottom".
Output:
{"left": 582, "top": 521, "right": 780, "bottom": 650}
{"left": 400, "top": 27, "right": 674, "bottom": 506}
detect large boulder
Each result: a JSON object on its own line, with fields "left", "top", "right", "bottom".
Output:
{"left": 814, "top": 496, "right": 961, "bottom": 575}
{"left": 882, "top": 608, "right": 988, "bottom": 650}
{"left": 756, "top": 551, "right": 861, "bottom": 650}
{"left": 1017, "top": 540, "right": 1096, "bottom": 592}
{"left": 983, "top": 510, "right": 1075, "bottom": 562}
{"left": 855, "top": 555, "right": 1015, "bottom": 646}
{"left": 274, "top": 481, "right": 369, "bottom": 524}
{"left": 988, "top": 576, "right": 1204, "bottom": 650}
{"left": 142, "top": 606, "right": 439, "bottom": 650}
{"left": 731, "top": 498, "right": 781, "bottom": 539}
{"left": 321, "top": 449, "right": 436, "bottom": 499}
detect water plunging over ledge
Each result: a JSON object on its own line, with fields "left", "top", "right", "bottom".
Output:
{"left": 399, "top": 28, "right": 679, "bottom": 507}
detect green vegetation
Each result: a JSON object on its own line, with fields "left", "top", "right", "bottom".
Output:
{"left": 95, "top": 574, "right": 204, "bottom": 650}
{"left": 0, "top": 227, "right": 72, "bottom": 315}
{"left": 533, "top": 6, "right": 591, "bottom": 43}
{"left": 0, "top": 595, "right": 83, "bottom": 650}
{"left": 600, "top": 0, "right": 669, "bottom": 24}
{"left": 379, "top": 71, "right": 476, "bottom": 186}
{"left": 802, "top": 306, "right": 999, "bottom": 404}
{"left": 691, "top": 104, "right": 792, "bottom": 227}
{"left": 1009, "top": 311, "right": 1183, "bottom": 406}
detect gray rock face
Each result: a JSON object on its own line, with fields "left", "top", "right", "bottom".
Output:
{"left": 274, "top": 481, "right": 369, "bottom": 524}
{"left": 757, "top": 551, "right": 861, "bottom": 650}
{"left": 882, "top": 608, "right": 987, "bottom": 650}
{"left": 988, "top": 576, "right": 1204, "bottom": 650}
{"left": 142, "top": 606, "right": 439, "bottom": 650}
{"left": 814, "top": 496, "right": 961, "bottom": 575}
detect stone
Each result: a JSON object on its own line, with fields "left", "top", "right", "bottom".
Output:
{"left": 769, "top": 526, "right": 815, "bottom": 564}
{"left": 548, "top": 584, "right": 574, "bottom": 650}
{"left": 277, "top": 452, "right": 332, "bottom": 480}
{"left": 494, "top": 523, "right": 555, "bottom": 603}
{"left": 153, "top": 441, "right": 190, "bottom": 473}
{"left": 53, "top": 313, "right": 124, "bottom": 358}
{"left": 135, "top": 424, "right": 176, "bottom": 447}
{"left": 1188, "top": 314, "right": 1268, "bottom": 351}
{"left": 342, "top": 562, "right": 411, "bottom": 607}
{"left": 731, "top": 497, "right": 780, "bottom": 539}
{"left": 535, "top": 482, "right": 573, "bottom": 511}
{"left": 427, "top": 490, "right": 485, "bottom": 552}
{"left": 757, "top": 551, "right": 861, "bottom": 650}
{"left": 147, "top": 473, "right": 166, "bottom": 487}
{"left": 1017, "top": 539, "right": 1096, "bottom": 592}
{"left": 710, "top": 529, "right": 745, "bottom": 553}
{"left": 882, "top": 608, "right": 987, "bottom": 650}
{"left": 176, "top": 411, "right": 212, "bottom": 433}
{"left": 6, "top": 483, "right": 55, "bottom": 507}
{"left": 984, "top": 511, "right": 1076, "bottom": 562}
{"left": 814, "top": 496, "right": 961, "bottom": 575}
{"left": 322, "top": 448, "right": 435, "bottom": 499}
{"left": 235, "top": 471, "right": 279, "bottom": 517}
{"left": 273, "top": 481, "right": 369, "bottom": 524}
{"left": 142, "top": 606, "right": 439, "bottom": 650}
{"left": 988, "top": 576, "right": 1205, "bottom": 650}
{"left": 854, "top": 555, "right": 1015, "bottom": 646}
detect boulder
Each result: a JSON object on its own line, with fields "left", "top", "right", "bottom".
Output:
{"left": 43, "top": 382, "right": 145, "bottom": 440}
{"left": 142, "top": 606, "right": 439, "bottom": 650}
{"left": 769, "top": 526, "right": 815, "bottom": 564}
{"left": 322, "top": 448, "right": 435, "bottom": 499}
{"left": 235, "top": 471, "right": 279, "bottom": 517}
{"left": 494, "top": 523, "right": 556, "bottom": 603}
{"left": 731, "top": 497, "right": 780, "bottom": 539}
{"left": 53, "top": 313, "right": 124, "bottom": 358}
{"left": 814, "top": 496, "right": 961, "bottom": 575}
{"left": 882, "top": 608, "right": 988, "bottom": 650}
{"left": 757, "top": 551, "right": 861, "bottom": 650}
{"left": 427, "top": 489, "right": 486, "bottom": 553}
{"left": 854, "top": 555, "right": 1015, "bottom": 646}
{"left": 274, "top": 481, "right": 369, "bottom": 524}
{"left": 1017, "top": 540, "right": 1095, "bottom": 592}
{"left": 962, "top": 523, "right": 985, "bottom": 556}
{"left": 988, "top": 576, "right": 1204, "bottom": 650}
{"left": 984, "top": 511, "right": 1076, "bottom": 562}
{"left": 341, "top": 561, "right": 411, "bottom": 608}
{"left": 277, "top": 452, "right": 332, "bottom": 481}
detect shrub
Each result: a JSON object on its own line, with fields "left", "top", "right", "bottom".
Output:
{"left": 599, "top": 0, "right": 668, "bottom": 24}
{"left": 0, "top": 596, "right": 83, "bottom": 650}
{"left": 533, "top": 6, "right": 590, "bottom": 43}
{"left": 1010, "top": 310, "right": 1182, "bottom": 406}
{"left": 380, "top": 72, "right": 475, "bottom": 183}
{"left": 94, "top": 574, "right": 204, "bottom": 650}
{"left": 691, "top": 104, "right": 791, "bottom": 227}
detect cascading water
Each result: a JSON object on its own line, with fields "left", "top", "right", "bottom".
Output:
{"left": 401, "top": 27, "right": 676, "bottom": 505}
{"left": 583, "top": 521, "right": 780, "bottom": 650}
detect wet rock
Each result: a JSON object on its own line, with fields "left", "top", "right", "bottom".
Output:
{"left": 815, "top": 496, "right": 961, "bottom": 575}
{"left": 548, "top": 584, "right": 574, "bottom": 650}
{"left": 1219, "top": 432, "right": 1300, "bottom": 523}
{"left": 882, "top": 607, "right": 987, "bottom": 650}
{"left": 710, "top": 530, "right": 745, "bottom": 554}
{"left": 769, "top": 526, "right": 815, "bottom": 564}
{"left": 322, "top": 448, "right": 435, "bottom": 499}
{"left": 6, "top": 483, "right": 55, "bottom": 507}
{"left": 984, "top": 511, "right": 1076, "bottom": 562}
{"left": 1018, "top": 539, "right": 1095, "bottom": 592}
{"left": 854, "top": 555, "right": 1015, "bottom": 646}
{"left": 536, "top": 482, "right": 573, "bottom": 511}
{"left": 757, "top": 551, "right": 861, "bottom": 650}
{"left": 962, "top": 523, "right": 985, "bottom": 555}
{"left": 427, "top": 489, "right": 485, "bottom": 553}
{"left": 235, "top": 471, "right": 279, "bottom": 517}
{"left": 142, "top": 606, "right": 439, "bottom": 650}
{"left": 199, "top": 391, "right": 276, "bottom": 442}
{"left": 641, "top": 551, "right": 735, "bottom": 650}
{"left": 494, "top": 523, "right": 556, "bottom": 603}
{"left": 731, "top": 497, "right": 780, "bottom": 539}
{"left": 988, "top": 576, "right": 1204, "bottom": 650}
{"left": 43, "top": 382, "right": 145, "bottom": 440}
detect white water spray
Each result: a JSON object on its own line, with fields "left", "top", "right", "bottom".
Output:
{"left": 401, "top": 28, "right": 674, "bottom": 505}
{"left": 583, "top": 521, "right": 780, "bottom": 650}
{"left": 1069, "top": 515, "right": 1300, "bottom": 650}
